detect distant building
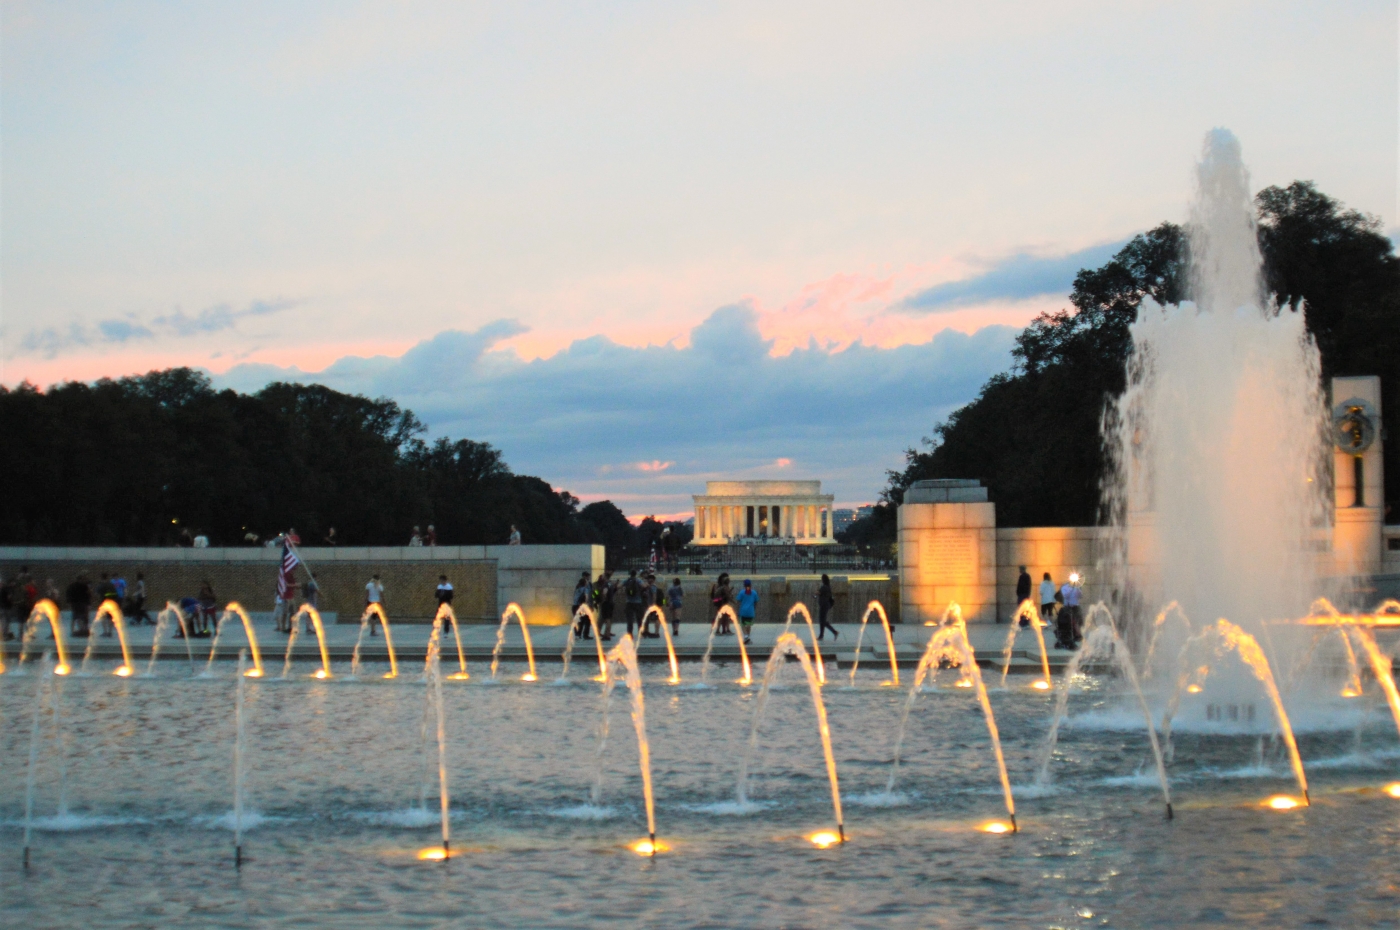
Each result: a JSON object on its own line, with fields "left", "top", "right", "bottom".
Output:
{"left": 691, "top": 480, "right": 836, "bottom": 545}
{"left": 832, "top": 505, "right": 875, "bottom": 535}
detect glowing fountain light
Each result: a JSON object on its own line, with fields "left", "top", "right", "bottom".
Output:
{"left": 807, "top": 831, "right": 842, "bottom": 849}
{"left": 1032, "top": 680, "right": 1051, "bottom": 691}
{"left": 1264, "top": 795, "right": 1301, "bottom": 811}
{"left": 1383, "top": 783, "right": 1400, "bottom": 799}
{"left": 630, "top": 838, "right": 670, "bottom": 856}
{"left": 979, "top": 821, "right": 1013, "bottom": 834}
{"left": 417, "top": 847, "right": 450, "bottom": 861}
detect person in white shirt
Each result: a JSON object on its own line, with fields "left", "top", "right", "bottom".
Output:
{"left": 366, "top": 574, "right": 385, "bottom": 636}
{"left": 1038, "top": 573, "right": 1056, "bottom": 627}
{"left": 508, "top": 525, "right": 521, "bottom": 546}
{"left": 409, "top": 526, "right": 423, "bottom": 547}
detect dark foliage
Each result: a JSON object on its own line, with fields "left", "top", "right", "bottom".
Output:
{"left": 852, "top": 181, "right": 1399, "bottom": 546}
{"left": 0, "top": 370, "right": 604, "bottom": 547}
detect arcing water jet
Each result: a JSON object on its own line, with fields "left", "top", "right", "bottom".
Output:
{"left": 204, "top": 603, "right": 265, "bottom": 677}
{"left": 284, "top": 605, "right": 333, "bottom": 680}
{"left": 490, "top": 603, "right": 538, "bottom": 682}
{"left": 352, "top": 603, "right": 399, "bottom": 679}
{"left": 848, "top": 600, "right": 899, "bottom": 687}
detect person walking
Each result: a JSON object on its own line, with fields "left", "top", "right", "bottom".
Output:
{"left": 735, "top": 579, "right": 759, "bottom": 645}
{"left": 623, "top": 570, "right": 645, "bottom": 638}
{"left": 366, "top": 574, "right": 385, "bottom": 636}
{"left": 1039, "top": 572, "right": 1056, "bottom": 628}
{"left": 666, "top": 577, "right": 684, "bottom": 637}
{"left": 816, "top": 574, "right": 838, "bottom": 640}
{"left": 129, "top": 572, "right": 151, "bottom": 625}
{"left": 1015, "top": 566, "right": 1032, "bottom": 626}
{"left": 436, "top": 575, "right": 454, "bottom": 610}
{"left": 66, "top": 574, "right": 92, "bottom": 638}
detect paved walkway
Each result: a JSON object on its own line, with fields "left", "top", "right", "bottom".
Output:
{"left": 5, "top": 609, "right": 1071, "bottom": 673}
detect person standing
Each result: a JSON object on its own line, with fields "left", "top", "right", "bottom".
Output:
{"left": 323, "top": 527, "right": 338, "bottom": 546}
{"left": 710, "top": 573, "right": 733, "bottom": 635}
{"left": 304, "top": 572, "right": 321, "bottom": 610}
{"left": 1057, "top": 574, "right": 1081, "bottom": 649}
{"left": 571, "top": 573, "right": 591, "bottom": 637}
{"left": 596, "top": 571, "right": 616, "bottom": 641}
{"left": 366, "top": 574, "right": 385, "bottom": 636}
{"left": 424, "top": 525, "right": 437, "bottom": 547}
{"left": 735, "top": 579, "right": 759, "bottom": 645}
{"left": 508, "top": 525, "right": 522, "bottom": 546}
{"left": 1039, "top": 573, "right": 1056, "bottom": 628}
{"left": 666, "top": 577, "right": 684, "bottom": 637}
{"left": 95, "top": 573, "right": 118, "bottom": 636}
{"left": 198, "top": 580, "right": 218, "bottom": 636}
{"left": 66, "top": 574, "right": 92, "bottom": 637}
{"left": 623, "top": 570, "right": 645, "bottom": 638}
{"left": 816, "top": 574, "right": 838, "bottom": 640}
{"left": 641, "top": 573, "right": 662, "bottom": 639}
{"left": 435, "top": 575, "right": 454, "bottom": 610}
{"left": 409, "top": 526, "right": 423, "bottom": 547}
{"left": 1015, "top": 566, "right": 1032, "bottom": 626}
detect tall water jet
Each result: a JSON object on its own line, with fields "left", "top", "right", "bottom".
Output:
{"left": 79, "top": 599, "right": 134, "bottom": 677}
{"left": 1035, "top": 605, "right": 1173, "bottom": 818}
{"left": 848, "top": 600, "right": 899, "bottom": 687}
{"left": 283, "top": 605, "right": 333, "bottom": 680}
{"left": 1343, "top": 625, "right": 1400, "bottom": 741}
{"left": 603, "top": 635, "right": 660, "bottom": 853}
{"left": 1102, "top": 129, "right": 1329, "bottom": 637}
{"left": 204, "top": 603, "right": 265, "bottom": 678}
{"left": 351, "top": 603, "right": 399, "bottom": 679}
{"left": 233, "top": 650, "right": 249, "bottom": 867}
{"left": 1159, "top": 619, "right": 1310, "bottom": 803}
{"left": 22, "top": 653, "right": 55, "bottom": 866}
{"left": 734, "top": 633, "right": 845, "bottom": 841}
{"left": 427, "top": 604, "right": 469, "bottom": 679}
{"left": 998, "top": 600, "right": 1052, "bottom": 690}
{"left": 490, "top": 603, "right": 538, "bottom": 682}
{"left": 886, "top": 613, "right": 1016, "bottom": 830}
{"left": 429, "top": 642, "right": 451, "bottom": 858}
{"left": 20, "top": 600, "right": 71, "bottom": 675}
{"left": 559, "top": 604, "right": 608, "bottom": 683}
{"left": 781, "top": 604, "right": 826, "bottom": 684}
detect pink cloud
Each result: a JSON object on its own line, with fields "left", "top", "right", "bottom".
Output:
{"left": 635, "top": 460, "right": 674, "bottom": 472}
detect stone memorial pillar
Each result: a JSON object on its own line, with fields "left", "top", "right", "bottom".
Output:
{"left": 898, "top": 479, "right": 997, "bottom": 625}
{"left": 1332, "top": 375, "right": 1384, "bottom": 575}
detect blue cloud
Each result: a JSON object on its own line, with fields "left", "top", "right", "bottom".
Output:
{"left": 900, "top": 240, "right": 1127, "bottom": 312}
{"left": 11, "top": 299, "right": 296, "bottom": 358}
{"left": 215, "top": 309, "right": 1018, "bottom": 511}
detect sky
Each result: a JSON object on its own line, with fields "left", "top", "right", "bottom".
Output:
{"left": 2, "top": 2, "right": 1396, "bottom": 519}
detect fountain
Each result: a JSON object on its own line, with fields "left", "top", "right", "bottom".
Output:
{"left": 427, "top": 603, "right": 470, "bottom": 679}
{"left": 283, "top": 605, "right": 333, "bottom": 680}
{"left": 735, "top": 634, "right": 846, "bottom": 842}
{"left": 699, "top": 605, "right": 751, "bottom": 685}
{"left": 78, "top": 599, "right": 135, "bottom": 677}
{"left": 558, "top": 604, "right": 608, "bottom": 683}
{"left": 1035, "top": 605, "right": 1173, "bottom": 818}
{"left": 233, "top": 650, "right": 249, "bottom": 866}
{"left": 146, "top": 601, "right": 195, "bottom": 675}
{"left": 641, "top": 606, "right": 681, "bottom": 684}
{"left": 886, "top": 612, "right": 1016, "bottom": 831}
{"left": 16, "top": 599, "right": 72, "bottom": 675}
{"left": 203, "top": 602, "right": 265, "bottom": 678}
{"left": 588, "top": 633, "right": 661, "bottom": 853}
{"left": 847, "top": 600, "right": 900, "bottom": 687}
{"left": 351, "top": 603, "right": 399, "bottom": 679}
{"left": 779, "top": 604, "right": 826, "bottom": 684}
{"left": 997, "top": 599, "right": 1051, "bottom": 690}
{"left": 21, "top": 653, "right": 54, "bottom": 866}
{"left": 489, "top": 602, "right": 538, "bottom": 682}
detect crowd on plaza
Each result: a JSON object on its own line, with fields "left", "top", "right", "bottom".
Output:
{"left": 1, "top": 565, "right": 156, "bottom": 640}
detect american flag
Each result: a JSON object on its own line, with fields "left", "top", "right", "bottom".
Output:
{"left": 277, "top": 539, "right": 300, "bottom": 599}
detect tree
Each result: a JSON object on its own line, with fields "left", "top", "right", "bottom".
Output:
{"left": 870, "top": 181, "right": 1398, "bottom": 540}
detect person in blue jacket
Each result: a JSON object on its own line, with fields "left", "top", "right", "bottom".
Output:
{"left": 735, "top": 579, "right": 759, "bottom": 645}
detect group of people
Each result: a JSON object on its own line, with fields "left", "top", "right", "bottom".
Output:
{"left": 1014, "top": 566, "right": 1084, "bottom": 649}
{"left": 0, "top": 567, "right": 154, "bottom": 641}
{"left": 570, "top": 569, "right": 684, "bottom": 642}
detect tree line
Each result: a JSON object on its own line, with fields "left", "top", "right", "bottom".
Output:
{"left": 842, "top": 181, "right": 1400, "bottom": 551}
{"left": 0, "top": 367, "right": 689, "bottom": 560}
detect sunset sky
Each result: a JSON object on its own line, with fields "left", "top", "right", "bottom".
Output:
{"left": 3, "top": 2, "right": 1395, "bottom": 517}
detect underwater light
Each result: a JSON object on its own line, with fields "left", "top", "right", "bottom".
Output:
{"left": 1264, "top": 795, "right": 1300, "bottom": 811}
{"left": 807, "top": 831, "right": 842, "bottom": 848}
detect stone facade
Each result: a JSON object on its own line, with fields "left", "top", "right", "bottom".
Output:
{"left": 897, "top": 480, "right": 998, "bottom": 624}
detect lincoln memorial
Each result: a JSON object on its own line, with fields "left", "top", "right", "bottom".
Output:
{"left": 691, "top": 480, "right": 836, "bottom": 545}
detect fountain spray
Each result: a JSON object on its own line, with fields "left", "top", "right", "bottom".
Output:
{"left": 22, "top": 652, "right": 53, "bottom": 867}
{"left": 490, "top": 603, "right": 538, "bottom": 682}
{"left": 234, "top": 649, "right": 248, "bottom": 867}
{"left": 848, "top": 600, "right": 899, "bottom": 687}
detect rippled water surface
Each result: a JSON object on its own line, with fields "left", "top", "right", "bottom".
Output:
{"left": 3, "top": 659, "right": 1398, "bottom": 928}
